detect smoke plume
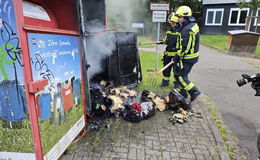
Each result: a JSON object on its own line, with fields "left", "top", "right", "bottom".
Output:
{"left": 106, "top": 0, "right": 148, "bottom": 32}
{"left": 85, "top": 0, "right": 149, "bottom": 80}
{"left": 86, "top": 32, "right": 116, "bottom": 79}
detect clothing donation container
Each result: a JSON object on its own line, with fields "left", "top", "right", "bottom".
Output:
{"left": 0, "top": 0, "right": 89, "bottom": 159}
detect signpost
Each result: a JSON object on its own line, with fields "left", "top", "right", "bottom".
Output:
{"left": 151, "top": 3, "right": 169, "bottom": 70}
{"left": 132, "top": 23, "right": 144, "bottom": 35}
{"left": 132, "top": 23, "right": 144, "bottom": 28}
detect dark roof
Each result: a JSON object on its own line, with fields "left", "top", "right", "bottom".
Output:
{"left": 228, "top": 30, "right": 260, "bottom": 36}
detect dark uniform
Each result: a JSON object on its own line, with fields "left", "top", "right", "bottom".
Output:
{"left": 173, "top": 16, "right": 201, "bottom": 101}
{"left": 160, "top": 27, "right": 181, "bottom": 87}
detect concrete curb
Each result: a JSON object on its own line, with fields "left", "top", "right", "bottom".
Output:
{"left": 197, "top": 94, "right": 249, "bottom": 160}
{"left": 197, "top": 94, "right": 231, "bottom": 160}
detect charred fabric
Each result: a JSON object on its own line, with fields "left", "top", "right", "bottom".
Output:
{"left": 88, "top": 81, "right": 202, "bottom": 131}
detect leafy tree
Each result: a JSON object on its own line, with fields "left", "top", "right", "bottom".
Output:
{"left": 237, "top": 0, "right": 260, "bottom": 31}
{"left": 106, "top": 0, "right": 202, "bottom": 36}
{"left": 237, "top": 0, "right": 260, "bottom": 15}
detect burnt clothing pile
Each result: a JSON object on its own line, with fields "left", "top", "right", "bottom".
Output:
{"left": 89, "top": 82, "right": 201, "bottom": 130}
{"left": 168, "top": 89, "right": 191, "bottom": 110}
{"left": 141, "top": 89, "right": 202, "bottom": 125}
{"left": 169, "top": 108, "right": 202, "bottom": 125}
{"left": 122, "top": 102, "right": 156, "bottom": 123}
{"left": 168, "top": 90, "right": 202, "bottom": 125}
{"left": 89, "top": 84, "right": 112, "bottom": 119}
{"left": 141, "top": 90, "right": 168, "bottom": 112}
{"left": 140, "top": 89, "right": 191, "bottom": 112}
{"left": 89, "top": 82, "right": 156, "bottom": 130}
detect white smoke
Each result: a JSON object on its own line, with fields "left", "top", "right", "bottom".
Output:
{"left": 85, "top": 0, "right": 148, "bottom": 80}
{"left": 86, "top": 32, "right": 116, "bottom": 79}
{"left": 106, "top": 0, "right": 147, "bottom": 32}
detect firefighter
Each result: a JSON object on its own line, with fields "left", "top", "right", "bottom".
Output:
{"left": 173, "top": 6, "right": 201, "bottom": 102}
{"left": 159, "top": 12, "right": 181, "bottom": 87}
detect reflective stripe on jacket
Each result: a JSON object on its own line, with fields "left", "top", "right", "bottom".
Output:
{"left": 162, "top": 29, "right": 180, "bottom": 56}
{"left": 178, "top": 23, "right": 200, "bottom": 60}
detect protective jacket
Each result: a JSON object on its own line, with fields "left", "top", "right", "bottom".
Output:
{"left": 177, "top": 16, "right": 199, "bottom": 62}
{"left": 162, "top": 27, "right": 181, "bottom": 57}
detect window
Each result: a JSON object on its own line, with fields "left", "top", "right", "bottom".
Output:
{"left": 254, "top": 8, "right": 260, "bottom": 26}
{"left": 205, "top": 8, "right": 224, "bottom": 26}
{"left": 228, "top": 8, "right": 250, "bottom": 26}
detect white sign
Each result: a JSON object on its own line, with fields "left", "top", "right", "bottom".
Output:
{"left": 22, "top": 1, "right": 51, "bottom": 21}
{"left": 132, "top": 23, "right": 144, "bottom": 28}
{"left": 44, "top": 116, "right": 85, "bottom": 160}
{"left": 0, "top": 152, "right": 36, "bottom": 160}
{"left": 150, "top": 3, "right": 170, "bottom": 11}
{"left": 152, "top": 11, "right": 167, "bottom": 23}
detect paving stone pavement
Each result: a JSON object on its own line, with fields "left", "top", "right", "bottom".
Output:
{"left": 60, "top": 98, "right": 230, "bottom": 160}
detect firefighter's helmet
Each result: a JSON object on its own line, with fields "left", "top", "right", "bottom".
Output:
{"left": 168, "top": 12, "right": 178, "bottom": 23}
{"left": 175, "top": 6, "right": 192, "bottom": 17}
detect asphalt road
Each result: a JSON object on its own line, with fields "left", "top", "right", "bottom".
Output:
{"left": 190, "top": 45, "right": 260, "bottom": 160}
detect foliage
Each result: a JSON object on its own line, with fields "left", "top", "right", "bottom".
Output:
{"left": 237, "top": 0, "right": 260, "bottom": 32}
{"left": 146, "top": 0, "right": 203, "bottom": 33}
{"left": 237, "top": 0, "right": 260, "bottom": 14}
{"left": 147, "top": 0, "right": 202, "bottom": 13}
{"left": 106, "top": 0, "right": 202, "bottom": 37}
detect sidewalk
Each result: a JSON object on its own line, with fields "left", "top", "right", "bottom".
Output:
{"left": 61, "top": 95, "right": 230, "bottom": 160}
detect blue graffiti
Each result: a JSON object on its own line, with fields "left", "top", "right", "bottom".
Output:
{"left": 0, "top": 0, "right": 24, "bottom": 104}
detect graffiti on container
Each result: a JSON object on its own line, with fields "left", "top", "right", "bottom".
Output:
{"left": 33, "top": 53, "right": 55, "bottom": 91}
{"left": 0, "top": 20, "right": 24, "bottom": 103}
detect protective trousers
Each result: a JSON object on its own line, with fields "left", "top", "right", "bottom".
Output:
{"left": 162, "top": 55, "right": 174, "bottom": 81}
{"left": 174, "top": 60, "right": 197, "bottom": 92}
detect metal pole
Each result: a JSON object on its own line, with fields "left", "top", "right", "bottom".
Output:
{"left": 248, "top": 11, "right": 253, "bottom": 31}
{"left": 78, "top": 0, "right": 92, "bottom": 116}
{"left": 245, "top": 17, "right": 249, "bottom": 30}
{"left": 155, "top": 22, "right": 160, "bottom": 70}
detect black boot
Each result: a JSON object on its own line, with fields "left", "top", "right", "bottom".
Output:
{"left": 160, "top": 79, "right": 169, "bottom": 87}
{"left": 179, "top": 89, "right": 188, "bottom": 98}
{"left": 188, "top": 86, "right": 201, "bottom": 102}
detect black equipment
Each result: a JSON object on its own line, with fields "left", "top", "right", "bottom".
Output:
{"left": 237, "top": 73, "right": 260, "bottom": 96}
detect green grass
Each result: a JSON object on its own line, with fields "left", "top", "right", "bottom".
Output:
{"left": 0, "top": 104, "right": 83, "bottom": 154}
{"left": 0, "top": 119, "right": 34, "bottom": 153}
{"left": 40, "top": 105, "right": 83, "bottom": 154}
{"left": 137, "top": 36, "right": 156, "bottom": 48}
{"left": 136, "top": 51, "right": 173, "bottom": 93}
{"left": 200, "top": 35, "right": 229, "bottom": 50}
{"left": 201, "top": 34, "right": 260, "bottom": 58}
{"left": 255, "top": 43, "right": 260, "bottom": 57}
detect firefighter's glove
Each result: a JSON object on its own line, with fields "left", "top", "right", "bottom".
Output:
{"left": 173, "top": 55, "right": 180, "bottom": 63}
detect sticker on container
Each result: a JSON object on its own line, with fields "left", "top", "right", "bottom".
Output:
{"left": 22, "top": 1, "right": 51, "bottom": 21}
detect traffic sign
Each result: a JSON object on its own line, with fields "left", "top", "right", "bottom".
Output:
{"left": 150, "top": 3, "right": 170, "bottom": 11}
{"left": 152, "top": 11, "right": 167, "bottom": 23}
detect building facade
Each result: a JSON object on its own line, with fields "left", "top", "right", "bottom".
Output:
{"left": 201, "top": 0, "right": 260, "bottom": 34}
